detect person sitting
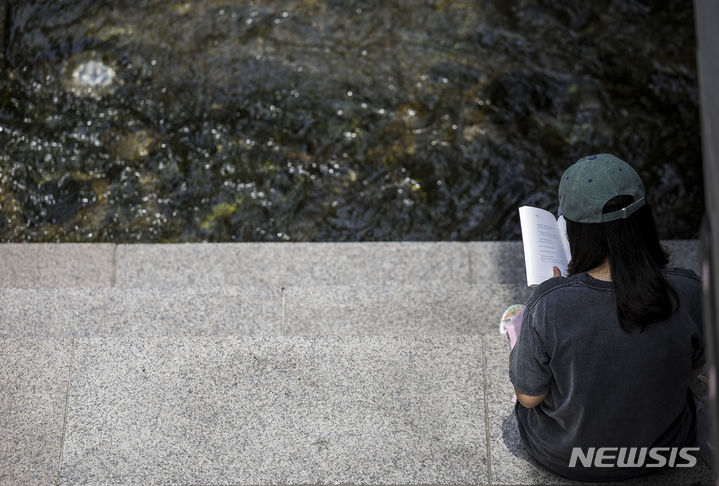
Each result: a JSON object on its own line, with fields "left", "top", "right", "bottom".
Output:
{"left": 506, "top": 153, "right": 705, "bottom": 481}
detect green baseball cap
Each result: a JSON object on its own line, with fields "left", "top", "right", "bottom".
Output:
{"left": 558, "top": 153, "right": 646, "bottom": 223}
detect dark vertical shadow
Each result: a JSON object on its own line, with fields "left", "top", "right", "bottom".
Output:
{"left": 501, "top": 412, "right": 536, "bottom": 462}
{"left": 0, "top": 0, "right": 8, "bottom": 71}
{"left": 501, "top": 412, "right": 574, "bottom": 481}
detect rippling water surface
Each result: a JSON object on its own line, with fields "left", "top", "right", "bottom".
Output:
{"left": 0, "top": 0, "right": 702, "bottom": 241}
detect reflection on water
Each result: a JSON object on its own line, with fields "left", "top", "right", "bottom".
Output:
{"left": 0, "top": 0, "right": 703, "bottom": 242}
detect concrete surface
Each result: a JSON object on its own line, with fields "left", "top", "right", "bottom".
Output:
{"left": 0, "top": 241, "right": 700, "bottom": 288}
{"left": 58, "top": 336, "right": 487, "bottom": 486}
{"left": 283, "top": 283, "right": 532, "bottom": 335}
{"left": 0, "top": 242, "right": 711, "bottom": 486}
{"left": 1, "top": 283, "right": 529, "bottom": 337}
{"left": 0, "top": 287, "right": 282, "bottom": 337}
{"left": 0, "top": 338, "right": 74, "bottom": 486}
{"left": 114, "top": 242, "right": 471, "bottom": 287}
{"left": 0, "top": 243, "right": 115, "bottom": 288}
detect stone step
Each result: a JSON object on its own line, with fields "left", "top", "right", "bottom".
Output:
{"left": 0, "top": 241, "right": 701, "bottom": 288}
{"left": 0, "top": 283, "right": 531, "bottom": 337}
{"left": 2, "top": 336, "right": 712, "bottom": 486}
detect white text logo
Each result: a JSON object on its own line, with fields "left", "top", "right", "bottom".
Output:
{"left": 568, "top": 447, "right": 699, "bottom": 468}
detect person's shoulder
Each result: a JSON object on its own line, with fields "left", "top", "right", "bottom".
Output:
{"left": 662, "top": 267, "right": 701, "bottom": 304}
{"left": 526, "top": 275, "right": 581, "bottom": 310}
{"left": 662, "top": 267, "right": 702, "bottom": 326}
{"left": 663, "top": 267, "right": 701, "bottom": 286}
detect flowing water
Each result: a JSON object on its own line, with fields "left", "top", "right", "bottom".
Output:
{"left": 0, "top": 0, "right": 703, "bottom": 242}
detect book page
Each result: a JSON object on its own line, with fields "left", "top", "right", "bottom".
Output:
{"left": 557, "top": 215, "right": 572, "bottom": 263}
{"left": 519, "top": 206, "right": 570, "bottom": 286}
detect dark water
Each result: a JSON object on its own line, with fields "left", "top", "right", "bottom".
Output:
{"left": 0, "top": 0, "right": 703, "bottom": 242}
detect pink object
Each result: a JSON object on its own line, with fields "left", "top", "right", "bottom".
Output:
{"left": 507, "top": 308, "right": 524, "bottom": 351}
{"left": 506, "top": 308, "right": 525, "bottom": 404}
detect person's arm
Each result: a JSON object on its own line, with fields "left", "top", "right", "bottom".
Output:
{"left": 513, "top": 264, "right": 558, "bottom": 409}
{"left": 514, "top": 387, "right": 549, "bottom": 408}
{"left": 510, "top": 272, "right": 562, "bottom": 408}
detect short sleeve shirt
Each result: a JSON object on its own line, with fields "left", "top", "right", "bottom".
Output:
{"left": 509, "top": 268, "right": 704, "bottom": 481}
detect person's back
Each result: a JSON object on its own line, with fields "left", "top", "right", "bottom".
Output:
{"left": 511, "top": 268, "right": 703, "bottom": 481}
{"left": 508, "top": 154, "right": 705, "bottom": 481}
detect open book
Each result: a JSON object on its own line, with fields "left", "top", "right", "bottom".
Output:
{"left": 519, "top": 206, "right": 571, "bottom": 287}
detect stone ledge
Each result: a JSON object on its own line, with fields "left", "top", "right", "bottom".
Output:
{"left": 0, "top": 287, "right": 282, "bottom": 337}
{"left": 0, "top": 283, "right": 530, "bottom": 337}
{"left": 0, "top": 243, "right": 115, "bottom": 288}
{"left": 114, "top": 242, "right": 471, "bottom": 287}
{"left": 0, "top": 241, "right": 701, "bottom": 288}
{"left": 283, "top": 283, "right": 532, "bottom": 335}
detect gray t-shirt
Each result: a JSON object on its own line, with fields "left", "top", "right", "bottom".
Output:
{"left": 509, "top": 268, "right": 704, "bottom": 481}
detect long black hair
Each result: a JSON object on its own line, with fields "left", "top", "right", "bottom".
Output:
{"left": 565, "top": 195, "right": 678, "bottom": 332}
